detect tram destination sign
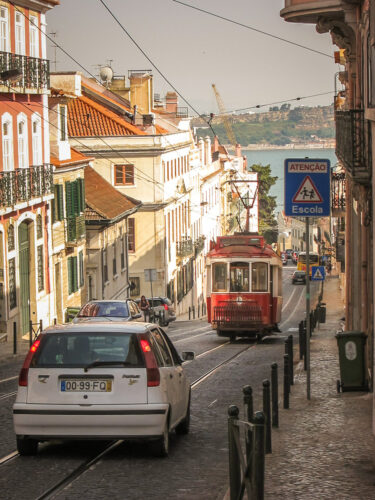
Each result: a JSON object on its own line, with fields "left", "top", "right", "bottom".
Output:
{"left": 284, "top": 158, "right": 331, "bottom": 217}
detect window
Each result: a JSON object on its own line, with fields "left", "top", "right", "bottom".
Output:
{"left": 36, "top": 214, "right": 42, "bottom": 239}
{"left": 29, "top": 15, "right": 39, "bottom": 58}
{"left": 59, "top": 105, "right": 67, "bottom": 141}
{"left": 251, "top": 262, "right": 268, "bottom": 292}
{"left": 79, "top": 251, "right": 84, "bottom": 288}
{"left": 0, "top": 7, "right": 9, "bottom": 52}
{"left": 9, "top": 257, "right": 16, "bottom": 309}
{"left": 114, "top": 164, "right": 134, "bottom": 185}
{"left": 230, "top": 262, "right": 249, "bottom": 292}
{"left": 37, "top": 245, "right": 44, "bottom": 292}
{"left": 32, "top": 115, "right": 42, "bottom": 165}
{"left": 15, "top": 10, "right": 25, "bottom": 55}
{"left": 128, "top": 218, "right": 135, "bottom": 252}
{"left": 112, "top": 243, "right": 117, "bottom": 276}
{"left": 68, "top": 256, "right": 78, "bottom": 294}
{"left": 8, "top": 224, "right": 14, "bottom": 251}
{"left": 212, "top": 263, "right": 227, "bottom": 292}
{"left": 2, "top": 114, "right": 13, "bottom": 171}
{"left": 65, "top": 179, "right": 85, "bottom": 218}
{"left": 129, "top": 277, "right": 140, "bottom": 297}
{"left": 103, "top": 248, "right": 108, "bottom": 283}
{"left": 17, "top": 117, "right": 28, "bottom": 168}
{"left": 150, "top": 328, "right": 173, "bottom": 366}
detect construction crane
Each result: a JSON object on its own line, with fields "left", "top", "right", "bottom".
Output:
{"left": 212, "top": 83, "right": 237, "bottom": 148}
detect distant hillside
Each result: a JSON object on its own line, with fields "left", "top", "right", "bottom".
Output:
{"left": 192, "top": 105, "right": 335, "bottom": 147}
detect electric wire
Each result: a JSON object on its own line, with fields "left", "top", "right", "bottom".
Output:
{"left": 172, "top": 0, "right": 334, "bottom": 59}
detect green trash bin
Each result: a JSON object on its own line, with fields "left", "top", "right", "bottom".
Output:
{"left": 335, "top": 331, "right": 367, "bottom": 392}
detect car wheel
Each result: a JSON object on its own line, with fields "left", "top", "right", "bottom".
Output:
{"left": 151, "top": 418, "right": 169, "bottom": 457}
{"left": 17, "top": 436, "right": 38, "bottom": 456}
{"left": 175, "top": 395, "right": 190, "bottom": 435}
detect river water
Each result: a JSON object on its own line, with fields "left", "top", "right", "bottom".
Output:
{"left": 244, "top": 148, "right": 337, "bottom": 214}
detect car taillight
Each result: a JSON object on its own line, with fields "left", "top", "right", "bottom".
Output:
{"left": 163, "top": 304, "right": 169, "bottom": 311}
{"left": 19, "top": 338, "right": 41, "bottom": 387}
{"left": 140, "top": 336, "right": 160, "bottom": 387}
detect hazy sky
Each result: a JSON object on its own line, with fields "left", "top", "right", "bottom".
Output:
{"left": 46, "top": 0, "right": 340, "bottom": 116}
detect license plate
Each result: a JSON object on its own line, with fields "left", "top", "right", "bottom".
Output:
{"left": 61, "top": 379, "right": 112, "bottom": 392}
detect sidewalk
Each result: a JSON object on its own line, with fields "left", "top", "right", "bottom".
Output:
{"left": 265, "top": 275, "right": 375, "bottom": 498}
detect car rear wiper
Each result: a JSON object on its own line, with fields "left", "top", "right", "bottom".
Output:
{"left": 84, "top": 360, "right": 128, "bottom": 372}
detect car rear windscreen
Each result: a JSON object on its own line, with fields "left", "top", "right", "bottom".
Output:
{"left": 77, "top": 302, "right": 130, "bottom": 318}
{"left": 32, "top": 333, "right": 144, "bottom": 368}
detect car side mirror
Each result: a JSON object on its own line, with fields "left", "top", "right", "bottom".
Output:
{"left": 181, "top": 351, "right": 195, "bottom": 362}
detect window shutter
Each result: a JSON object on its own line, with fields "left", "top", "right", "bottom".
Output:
{"left": 78, "top": 178, "right": 85, "bottom": 213}
{"left": 72, "top": 180, "right": 79, "bottom": 217}
{"left": 52, "top": 185, "right": 57, "bottom": 223}
{"left": 79, "top": 251, "right": 84, "bottom": 287}
{"left": 68, "top": 257, "right": 73, "bottom": 294}
{"left": 65, "top": 181, "right": 73, "bottom": 218}
{"left": 73, "top": 256, "right": 78, "bottom": 292}
{"left": 57, "top": 184, "right": 64, "bottom": 220}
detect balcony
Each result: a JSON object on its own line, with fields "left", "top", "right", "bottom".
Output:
{"left": 280, "top": 0, "right": 344, "bottom": 24}
{"left": 331, "top": 172, "right": 346, "bottom": 216}
{"left": 335, "top": 110, "right": 371, "bottom": 184}
{"left": 66, "top": 215, "right": 85, "bottom": 244}
{"left": 0, "top": 51, "right": 50, "bottom": 92}
{"left": 0, "top": 164, "right": 53, "bottom": 210}
{"left": 176, "top": 238, "right": 194, "bottom": 260}
{"left": 194, "top": 236, "right": 205, "bottom": 257}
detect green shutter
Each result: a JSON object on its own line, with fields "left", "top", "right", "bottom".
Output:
{"left": 65, "top": 182, "right": 73, "bottom": 218}
{"left": 68, "top": 257, "right": 73, "bottom": 295}
{"left": 72, "top": 181, "right": 79, "bottom": 217}
{"left": 79, "top": 251, "right": 84, "bottom": 287}
{"left": 73, "top": 256, "right": 78, "bottom": 292}
{"left": 78, "top": 178, "right": 85, "bottom": 213}
{"left": 57, "top": 184, "right": 64, "bottom": 220}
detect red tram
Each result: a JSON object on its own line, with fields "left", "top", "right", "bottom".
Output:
{"left": 206, "top": 233, "right": 283, "bottom": 341}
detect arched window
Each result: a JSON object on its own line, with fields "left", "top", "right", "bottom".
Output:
{"left": 2, "top": 113, "right": 13, "bottom": 171}
{"left": 8, "top": 224, "right": 14, "bottom": 251}
{"left": 32, "top": 114, "right": 42, "bottom": 165}
{"left": 17, "top": 114, "right": 28, "bottom": 168}
{"left": 36, "top": 214, "right": 43, "bottom": 239}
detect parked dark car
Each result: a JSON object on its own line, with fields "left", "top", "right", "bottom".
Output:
{"left": 73, "top": 300, "right": 143, "bottom": 323}
{"left": 292, "top": 271, "right": 306, "bottom": 284}
{"left": 285, "top": 249, "right": 293, "bottom": 259}
{"left": 135, "top": 297, "right": 176, "bottom": 325}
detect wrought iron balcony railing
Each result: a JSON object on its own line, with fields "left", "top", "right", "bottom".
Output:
{"left": 176, "top": 238, "right": 194, "bottom": 259}
{"left": 331, "top": 172, "right": 346, "bottom": 215}
{"left": 66, "top": 214, "right": 85, "bottom": 244}
{"left": 335, "top": 110, "right": 371, "bottom": 184}
{"left": 0, "top": 164, "right": 53, "bottom": 209}
{"left": 0, "top": 51, "right": 50, "bottom": 91}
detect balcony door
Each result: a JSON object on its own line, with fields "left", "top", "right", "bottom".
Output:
{"left": 18, "top": 221, "right": 30, "bottom": 335}
{"left": 15, "top": 10, "right": 25, "bottom": 55}
{"left": 0, "top": 7, "right": 9, "bottom": 53}
{"left": 29, "top": 15, "right": 39, "bottom": 58}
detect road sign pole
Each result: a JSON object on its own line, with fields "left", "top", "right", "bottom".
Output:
{"left": 305, "top": 217, "right": 311, "bottom": 401}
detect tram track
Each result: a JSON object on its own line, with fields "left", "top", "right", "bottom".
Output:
{"left": 0, "top": 342, "right": 254, "bottom": 499}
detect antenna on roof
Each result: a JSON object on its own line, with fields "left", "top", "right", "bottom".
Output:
{"left": 49, "top": 31, "right": 58, "bottom": 72}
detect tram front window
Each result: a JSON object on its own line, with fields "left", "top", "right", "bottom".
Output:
{"left": 252, "top": 262, "right": 268, "bottom": 292}
{"left": 212, "top": 263, "right": 227, "bottom": 292}
{"left": 230, "top": 262, "right": 249, "bottom": 292}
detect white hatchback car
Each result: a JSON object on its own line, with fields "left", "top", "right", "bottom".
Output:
{"left": 13, "top": 322, "right": 194, "bottom": 457}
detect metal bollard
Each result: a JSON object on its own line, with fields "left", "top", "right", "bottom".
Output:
{"left": 299, "top": 321, "right": 304, "bottom": 360}
{"left": 39, "top": 319, "right": 43, "bottom": 333}
{"left": 193, "top": 306, "right": 195, "bottom": 319}
{"left": 243, "top": 385, "right": 253, "bottom": 471}
{"left": 252, "top": 411, "right": 265, "bottom": 500}
{"left": 228, "top": 405, "right": 241, "bottom": 500}
{"left": 288, "top": 335, "right": 294, "bottom": 385}
{"left": 197, "top": 302, "right": 200, "bottom": 318}
{"left": 283, "top": 354, "right": 290, "bottom": 409}
{"left": 262, "top": 380, "right": 272, "bottom": 454}
{"left": 271, "top": 363, "right": 278, "bottom": 428}
{"left": 188, "top": 307, "right": 191, "bottom": 320}
{"left": 13, "top": 322, "right": 17, "bottom": 355}
{"left": 54, "top": 318, "right": 57, "bottom": 325}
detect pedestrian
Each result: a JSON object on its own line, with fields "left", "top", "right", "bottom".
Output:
{"left": 327, "top": 262, "right": 332, "bottom": 275}
{"left": 139, "top": 295, "right": 150, "bottom": 320}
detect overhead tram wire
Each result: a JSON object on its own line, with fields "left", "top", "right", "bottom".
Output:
{"left": 172, "top": 0, "right": 333, "bottom": 59}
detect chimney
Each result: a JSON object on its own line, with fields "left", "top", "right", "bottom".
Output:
{"left": 165, "top": 91, "right": 178, "bottom": 114}
{"left": 235, "top": 143, "right": 242, "bottom": 157}
{"left": 129, "top": 70, "right": 153, "bottom": 114}
{"left": 213, "top": 135, "right": 219, "bottom": 152}
{"left": 205, "top": 136, "right": 211, "bottom": 165}
{"left": 199, "top": 138, "right": 204, "bottom": 164}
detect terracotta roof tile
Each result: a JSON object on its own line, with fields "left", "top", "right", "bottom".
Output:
{"left": 51, "top": 148, "right": 93, "bottom": 168}
{"left": 68, "top": 95, "right": 146, "bottom": 137}
{"left": 85, "top": 166, "right": 141, "bottom": 221}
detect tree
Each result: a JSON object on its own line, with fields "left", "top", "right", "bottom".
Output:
{"left": 249, "top": 163, "right": 278, "bottom": 243}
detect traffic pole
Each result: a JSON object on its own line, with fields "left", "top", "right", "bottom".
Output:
{"left": 306, "top": 216, "right": 311, "bottom": 400}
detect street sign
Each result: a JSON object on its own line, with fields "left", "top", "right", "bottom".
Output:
{"left": 284, "top": 158, "right": 331, "bottom": 216}
{"left": 144, "top": 269, "right": 157, "bottom": 282}
{"left": 311, "top": 266, "right": 325, "bottom": 281}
